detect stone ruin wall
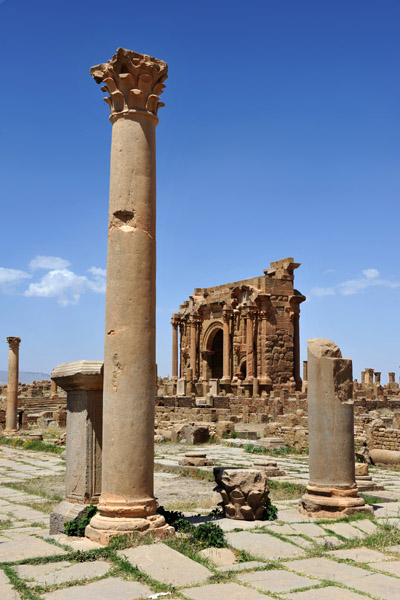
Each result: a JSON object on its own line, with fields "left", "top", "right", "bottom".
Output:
{"left": 1, "top": 366, "right": 400, "bottom": 455}
{"left": 0, "top": 380, "right": 66, "bottom": 429}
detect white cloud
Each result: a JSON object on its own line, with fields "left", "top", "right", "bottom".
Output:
{"left": 24, "top": 266, "right": 106, "bottom": 306}
{"left": 0, "top": 267, "right": 32, "bottom": 285}
{"left": 312, "top": 286, "right": 335, "bottom": 297}
{"left": 87, "top": 267, "right": 106, "bottom": 294}
{"left": 312, "top": 268, "right": 400, "bottom": 298}
{"left": 30, "top": 255, "right": 71, "bottom": 271}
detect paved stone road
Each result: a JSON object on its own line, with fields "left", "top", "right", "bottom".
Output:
{"left": 0, "top": 443, "right": 400, "bottom": 599}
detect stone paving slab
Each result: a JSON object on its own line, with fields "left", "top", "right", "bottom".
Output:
{"left": 352, "top": 519, "right": 378, "bottom": 535}
{"left": 226, "top": 531, "right": 306, "bottom": 560}
{"left": 324, "top": 523, "right": 365, "bottom": 540}
{"left": 289, "top": 523, "right": 327, "bottom": 537}
{"left": 283, "top": 557, "right": 371, "bottom": 583}
{"left": 347, "top": 572, "right": 400, "bottom": 600}
{"left": 286, "top": 586, "right": 365, "bottom": 599}
{"left": 119, "top": 542, "right": 211, "bottom": 586}
{"left": 0, "top": 534, "right": 67, "bottom": 562}
{"left": 216, "top": 560, "right": 266, "bottom": 572}
{"left": 198, "top": 547, "right": 236, "bottom": 566}
{"left": 16, "top": 560, "right": 110, "bottom": 586}
{"left": 238, "top": 569, "right": 316, "bottom": 592}
{"left": 0, "top": 569, "right": 20, "bottom": 599}
{"left": 313, "top": 535, "right": 342, "bottom": 548}
{"left": 216, "top": 518, "right": 266, "bottom": 532}
{"left": 369, "top": 560, "right": 400, "bottom": 575}
{"left": 181, "top": 582, "right": 273, "bottom": 599}
{"left": 43, "top": 534, "right": 103, "bottom": 551}
{"left": 41, "top": 577, "right": 152, "bottom": 600}
{"left": 328, "top": 548, "right": 394, "bottom": 563}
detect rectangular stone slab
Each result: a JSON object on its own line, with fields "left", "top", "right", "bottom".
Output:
{"left": 181, "top": 582, "right": 273, "bottom": 599}
{"left": 283, "top": 557, "right": 371, "bottom": 583}
{"left": 41, "top": 577, "right": 151, "bottom": 600}
{"left": 286, "top": 587, "right": 368, "bottom": 600}
{"left": 226, "top": 531, "right": 305, "bottom": 560}
{"left": 238, "top": 570, "right": 316, "bottom": 593}
{"left": 118, "top": 543, "right": 211, "bottom": 586}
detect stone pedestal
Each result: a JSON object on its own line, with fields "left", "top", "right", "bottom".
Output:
{"left": 300, "top": 339, "right": 372, "bottom": 518}
{"left": 355, "top": 463, "right": 384, "bottom": 492}
{"left": 181, "top": 452, "right": 213, "bottom": 467}
{"left": 253, "top": 460, "right": 286, "bottom": 477}
{"left": 5, "top": 337, "right": 21, "bottom": 434}
{"left": 85, "top": 48, "right": 170, "bottom": 544}
{"left": 214, "top": 467, "right": 270, "bottom": 520}
{"left": 49, "top": 361, "right": 103, "bottom": 534}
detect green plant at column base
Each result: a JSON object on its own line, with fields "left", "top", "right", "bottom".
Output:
{"left": 263, "top": 497, "right": 278, "bottom": 521}
{"left": 65, "top": 504, "right": 98, "bottom": 537}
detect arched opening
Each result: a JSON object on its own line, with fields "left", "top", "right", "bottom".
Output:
{"left": 240, "top": 359, "right": 247, "bottom": 380}
{"left": 210, "top": 329, "right": 223, "bottom": 379}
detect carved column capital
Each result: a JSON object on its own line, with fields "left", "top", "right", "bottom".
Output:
{"left": 7, "top": 337, "right": 21, "bottom": 349}
{"left": 171, "top": 314, "right": 180, "bottom": 328}
{"left": 222, "top": 307, "right": 233, "bottom": 323}
{"left": 90, "top": 48, "right": 168, "bottom": 123}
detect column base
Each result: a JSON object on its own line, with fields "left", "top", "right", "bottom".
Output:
{"left": 85, "top": 513, "right": 172, "bottom": 545}
{"left": 299, "top": 484, "right": 373, "bottom": 519}
{"left": 3, "top": 429, "right": 18, "bottom": 437}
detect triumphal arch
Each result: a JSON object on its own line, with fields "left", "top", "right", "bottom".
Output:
{"left": 171, "top": 257, "right": 305, "bottom": 395}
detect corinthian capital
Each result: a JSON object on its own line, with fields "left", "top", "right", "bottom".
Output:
{"left": 7, "top": 337, "right": 21, "bottom": 349}
{"left": 90, "top": 48, "right": 168, "bottom": 122}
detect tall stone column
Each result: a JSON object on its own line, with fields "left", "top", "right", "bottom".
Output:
{"left": 222, "top": 308, "right": 232, "bottom": 382}
{"left": 299, "top": 339, "right": 372, "bottom": 519}
{"left": 245, "top": 308, "right": 255, "bottom": 380}
{"left": 86, "top": 48, "right": 169, "bottom": 543}
{"left": 189, "top": 317, "right": 198, "bottom": 380}
{"left": 5, "top": 337, "right": 21, "bottom": 434}
{"left": 171, "top": 315, "right": 179, "bottom": 381}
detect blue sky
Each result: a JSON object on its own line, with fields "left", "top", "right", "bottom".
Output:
{"left": 0, "top": 0, "right": 398, "bottom": 382}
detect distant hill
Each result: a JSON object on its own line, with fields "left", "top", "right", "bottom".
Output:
{"left": 0, "top": 371, "right": 51, "bottom": 385}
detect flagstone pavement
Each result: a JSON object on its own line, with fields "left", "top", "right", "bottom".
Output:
{"left": 1, "top": 442, "right": 400, "bottom": 599}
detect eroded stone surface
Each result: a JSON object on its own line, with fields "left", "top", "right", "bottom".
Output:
{"left": 214, "top": 468, "right": 270, "bottom": 520}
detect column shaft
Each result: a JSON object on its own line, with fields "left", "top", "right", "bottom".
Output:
{"left": 246, "top": 315, "right": 254, "bottom": 379}
{"left": 5, "top": 337, "right": 21, "bottom": 433}
{"left": 86, "top": 48, "right": 169, "bottom": 543}
{"left": 171, "top": 320, "right": 179, "bottom": 380}
{"left": 190, "top": 320, "right": 197, "bottom": 379}
{"left": 222, "top": 317, "right": 230, "bottom": 380}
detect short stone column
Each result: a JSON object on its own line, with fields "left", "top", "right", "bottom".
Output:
{"left": 222, "top": 307, "right": 232, "bottom": 381}
{"left": 49, "top": 361, "right": 103, "bottom": 534}
{"left": 374, "top": 372, "right": 381, "bottom": 384}
{"left": 299, "top": 339, "right": 372, "bottom": 518}
{"left": 171, "top": 315, "right": 179, "bottom": 380}
{"left": 5, "top": 337, "right": 21, "bottom": 434}
{"left": 86, "top": 48, "right": 169, "bottom": 543}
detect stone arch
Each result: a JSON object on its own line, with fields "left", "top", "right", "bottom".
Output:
{"left": 202, "top": 322, "right": 224, "bottom": 380}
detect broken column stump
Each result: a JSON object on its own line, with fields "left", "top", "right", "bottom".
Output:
{"left": 299, "top": 339, "right": 373, "bottom": 518}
